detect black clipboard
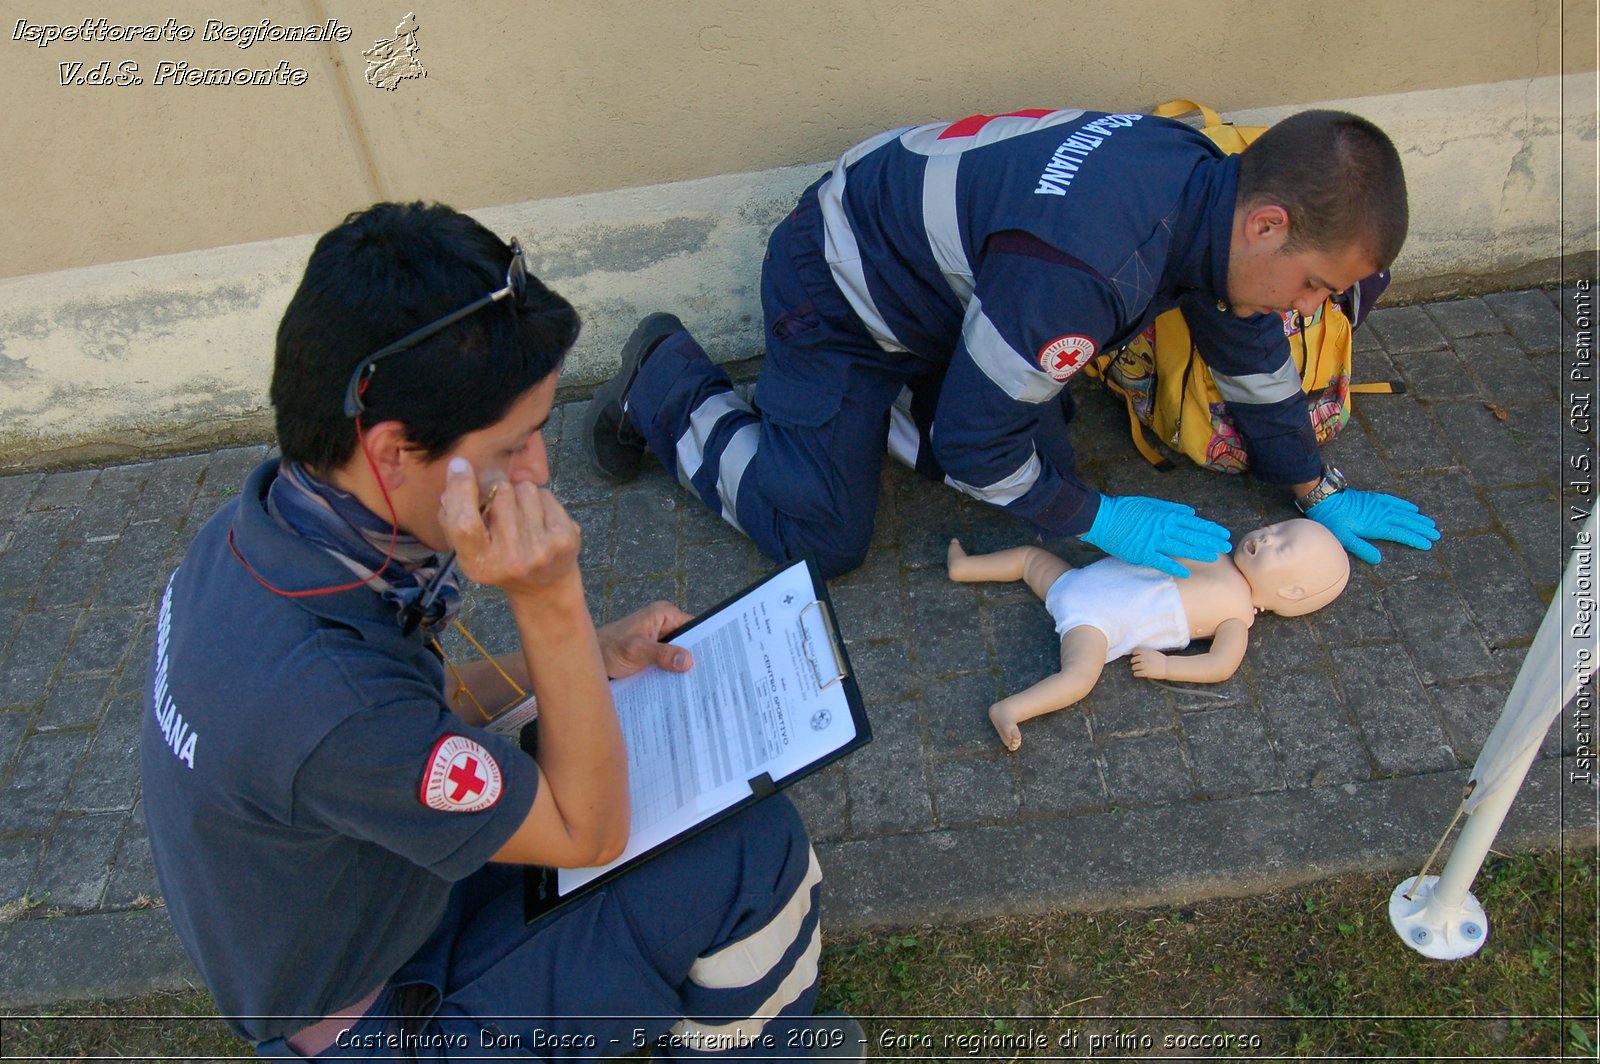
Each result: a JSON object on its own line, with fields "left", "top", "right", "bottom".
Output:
{"left": 522, "top": 556, "right": 870, "bottom": 923}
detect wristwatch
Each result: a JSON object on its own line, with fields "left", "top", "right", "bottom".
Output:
{"left": 1295, "top": 465, "right": 1348, "bottom": 513}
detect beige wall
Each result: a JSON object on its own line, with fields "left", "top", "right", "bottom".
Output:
{"left": 3, "top": 0, "right": 1592, "bottom": 278}
{"left": 1, "top": 1, "right": 1595, "bottom": 468}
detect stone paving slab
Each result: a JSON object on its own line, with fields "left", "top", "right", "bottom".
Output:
{"left": 0, "top": 288, "right": 1594, "bottom": 1009}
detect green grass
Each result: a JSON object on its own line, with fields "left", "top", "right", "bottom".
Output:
{"left": 2, "top": 849, "right": 1594, "bottom": 1061}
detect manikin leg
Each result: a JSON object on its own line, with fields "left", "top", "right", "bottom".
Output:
{"left": 987, "top": 627, "right": 1109, "bottom": 751}
{"left": 946, "top": 540, "right": 1070, "bottom": 600}
{"left": 947, "top": 540, "right": 1109, "bottom": 750}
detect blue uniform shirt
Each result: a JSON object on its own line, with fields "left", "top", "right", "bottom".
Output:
{"left": 814, "top": 109, "right": 1322, "bottom": 532}
{"left": 140, "top": 459, "right": 538, "bottom": 1042}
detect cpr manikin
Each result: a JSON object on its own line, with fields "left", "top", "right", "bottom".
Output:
{"left": 948, "top": 519, "right": 1350, "bottom": 751}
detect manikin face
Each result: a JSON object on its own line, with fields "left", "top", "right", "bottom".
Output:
{"left": 1232, "top": 519, "right": 1349, "bottom": 616}
{"left": 395, "top": 374, "right": 558, "bottom": 552}
{"left": 1226, "top": 205, "right": 1379, "bottom": 320}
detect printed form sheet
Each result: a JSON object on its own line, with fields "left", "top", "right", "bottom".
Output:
{"left": 559, "top": 560, "right": 855, "bottom": 893}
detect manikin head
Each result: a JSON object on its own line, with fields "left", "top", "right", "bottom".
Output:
{"left": 1233, "top": 519, "right": 1350, "bottom": 617}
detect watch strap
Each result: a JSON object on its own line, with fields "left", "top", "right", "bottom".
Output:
{"left": 1296, "top": 466, "right": 1347, "bottom": 513}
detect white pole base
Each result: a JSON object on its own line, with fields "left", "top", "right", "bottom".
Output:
{"left": 1389, "top": 875, "right": 1489, "bottom": 959}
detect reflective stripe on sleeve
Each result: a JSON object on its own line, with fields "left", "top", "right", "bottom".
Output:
{"left": 921, "top": 153, "right": 973, "bottom": 304}
{"left": 1210, "top": 359, "right": 1304, "bottom": 406}
{"left": 903, "top": 110, "right": 1086, "bottom": 306}
{"left": 899, "top": 109, "right": 1087, "bottom": 156}
{"left": 963, "top": 297, "right": 1064, "bottom": 404}
{"left": 944, "top": 448, "right": 1043, "bottom": 506}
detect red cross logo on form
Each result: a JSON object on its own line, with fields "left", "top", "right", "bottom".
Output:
{"left": 421, "top": 735, "right": 503, "bottom": 812}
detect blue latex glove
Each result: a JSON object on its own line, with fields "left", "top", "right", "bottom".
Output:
{"left": 1080, "top": 494, "right": 1232, "bottom": 578}
{"left": 1306, "top": 489, "right": 1441, "bottom": 564}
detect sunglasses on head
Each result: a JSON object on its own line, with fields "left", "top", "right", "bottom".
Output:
{"left": 342, "top": 239, "right": 528, "bottom": 418}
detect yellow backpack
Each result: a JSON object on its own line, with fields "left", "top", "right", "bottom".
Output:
{"left": 1085, "top": 100, "right": 1396, "bottom": 474}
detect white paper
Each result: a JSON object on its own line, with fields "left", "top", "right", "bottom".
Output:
{"left": 558, "top": 560, "right": 856, "bottom": 894}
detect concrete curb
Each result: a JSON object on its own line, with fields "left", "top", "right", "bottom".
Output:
{"left": 817, "top": 759, "right": 1591, "bottom": 930}
{"left": 0, "top": 760, "right": 1586, "bottom": 1010}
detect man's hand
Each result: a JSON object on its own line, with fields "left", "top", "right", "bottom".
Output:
{"left": 1080, "top": 494, "right": 1232, "bottom": 579}
{"left": 439, "top": 457, "right": 582, "bottom": 594}
{"left": 599, "top": 601, "right": 696, "bottom": 679}
{"left": 1305, "top": 489, "right": 1440, "bottom": 564}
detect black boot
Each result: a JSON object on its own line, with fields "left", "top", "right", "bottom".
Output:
{"left": 582, "top": 312, "right": 685, "bottom": 482}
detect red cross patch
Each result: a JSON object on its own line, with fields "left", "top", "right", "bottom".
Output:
{"left": 1037, "top": 334, "right": 1097, "bottom": 382}
{"left": 420, "top": 734, "right": 503, "bottom": 813}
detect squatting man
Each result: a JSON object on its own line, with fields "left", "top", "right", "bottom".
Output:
{"left": 140, "top": 202, "right": 866, "bottom": 1061}
{"left": 584, "top": 107, "right": 1440, "bottom": 578}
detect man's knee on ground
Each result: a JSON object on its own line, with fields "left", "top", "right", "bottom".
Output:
{"left": 794, "top": 529, "right": 873, "bottom": 581}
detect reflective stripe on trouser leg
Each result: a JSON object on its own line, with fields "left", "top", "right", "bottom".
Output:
{"left": 886, "top": 388, "right": 920, "bottom": 470}
{"left": 676, "top": 391, "right": 761, "bottom": 536}
{"left": 626, "top": 329, "right": 763, "bottom": 538}
{"left": 666, "top": 847, "right": 824, "bottom": 1053}
{"left": 424, "top": 795, "right": 818, "bottom": 1060}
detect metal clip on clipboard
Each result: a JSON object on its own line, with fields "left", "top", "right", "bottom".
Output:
{"left": 799, "top": 600, "right": 847, "bottom": 691}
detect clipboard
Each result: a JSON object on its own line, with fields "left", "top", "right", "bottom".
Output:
{"left": 522, "top": 556, "right": 871, "bottom": 923}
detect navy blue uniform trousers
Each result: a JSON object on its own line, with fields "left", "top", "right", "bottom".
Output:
{"left": 256, "top": 796, "right": 819, "bottom": 1061}
{"left": 627, "top": 185, "right": 1078, "bottom": 579}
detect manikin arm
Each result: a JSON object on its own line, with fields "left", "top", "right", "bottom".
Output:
{"left": 1129, "top": 617, "right": 1250, "bottom": 684}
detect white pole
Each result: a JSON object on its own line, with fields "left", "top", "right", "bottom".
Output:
{"left": 1388, "top": 741, "right": 1542, "bottom": 959}
{"left": 1431, "top": 743, "right": 1542, "bottom": 907}
{"left": 1389, "top": 511, "right": 1594, "bottom": 960}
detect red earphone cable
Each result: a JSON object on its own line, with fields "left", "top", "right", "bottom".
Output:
{"left": 228, "top": 416, "right": 405, "bottom": 599}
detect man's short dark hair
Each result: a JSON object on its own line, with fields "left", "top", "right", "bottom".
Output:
{"left": 271, "top": 202, "right": 581, "bottom": 470}
{"left": 1237, "top": 110, "right": 1408, "bottom": 268}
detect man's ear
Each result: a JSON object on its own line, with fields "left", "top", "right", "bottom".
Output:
{"left": 353, "top": 418, "right": 415, "bottom": 490}
{"left": 1243, "top": 204, "right": 1291, "bottom": 247}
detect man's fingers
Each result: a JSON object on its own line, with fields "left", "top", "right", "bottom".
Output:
{"left": 1365, "top": 512, "right": 1439, "bottom": 550}
{"left": 1393, "top": 515, "right": 1442, "bottom": 544}
{"left": 440, "top": 457, "right": 488, "bottom": 549}
{"left": 1373, "top": 493, "right": 1421, "bottom": 516}
{"left": 514, "top": 480, "right": 579, "bottom": 542}
{"left": 647, "top": 600, "right": 694, "bottom": 636}
{"left": 1150, "top": 553, "right": 1192, "bottom": 579}
{"left": 479, "top": 472, "right": 513, "bottom": 523}
{"left": 651, "top": 640, "right": 693, "bottom": 672}
{"left": 1162, "top": 518, "right": 1230, "bottom": 562}
{"left": 1345, "top": 535, "right": 1383, "bottom": 564}
{"left": 1166, "top": 530, "right": 1229, "bottom": 561}
{"left": 512, "top": 478, "right": 548, "bottom": 528}
{"left": 1383, "top": 527, "right": 1437, "bottom": 551}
